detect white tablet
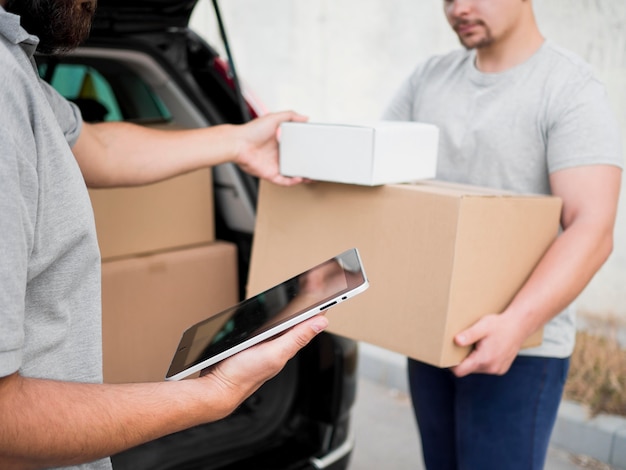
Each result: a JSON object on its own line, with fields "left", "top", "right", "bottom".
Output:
{"left": 165, "top": 248, "right": 369, "bottom": 381}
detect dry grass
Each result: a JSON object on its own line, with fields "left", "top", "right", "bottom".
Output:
{"left": 564, "top": 323, "right": 626, "bottom": 418}
{"left": 569, "top": 454, "right": 617, "bottom": 470}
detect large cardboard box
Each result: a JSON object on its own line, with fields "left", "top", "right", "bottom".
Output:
{"left": 247, "top": 181, "right": 562, "bottom": 367}
{"left": 89, "top": 168, "right": 214, "bottom": 260}
{"left": 279, "top": 121, "right": 439, "bottom": 185}
{"left": 101, "top": 242, "right": 238, "bottom": 383}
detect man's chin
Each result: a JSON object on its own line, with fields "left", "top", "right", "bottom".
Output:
{"left": 458, "top": 35, "right": 493, "bottom": 51}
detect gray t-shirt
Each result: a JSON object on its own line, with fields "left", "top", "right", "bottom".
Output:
{"left": 383, "top": 40, "right": 623, "bottom": 358}
{"left": 0, "top": 8, "right": 110, "bottom": 470}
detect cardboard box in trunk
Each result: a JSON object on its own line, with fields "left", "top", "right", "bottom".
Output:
{"left": 89, "top": 168, "right": 214, "bottom": 261}
{"left": 247, "top": 181, "right": 562, "bottom": 367}
{"left": 101, "top": 242, "right": 238, "bottom": 383}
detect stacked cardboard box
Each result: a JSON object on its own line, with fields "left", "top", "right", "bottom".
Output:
{"left": 89, "top": 154, "right": 239, "bottom": 383}
{"left": 247, "top": 180, "right": 562, "bottom": 368}
{"left": 101, "top": 242, "right": 237, "bottom": 383}
{"left": 88, "top": 167, "right": 215, "bottom": 261}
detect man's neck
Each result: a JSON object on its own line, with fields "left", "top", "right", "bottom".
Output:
{"left": 475, "top": 15, "right": 544, "bottom": 73}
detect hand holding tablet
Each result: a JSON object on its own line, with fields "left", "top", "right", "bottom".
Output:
{"left": 166, "top": 248, "right": 369, "bottom": 381}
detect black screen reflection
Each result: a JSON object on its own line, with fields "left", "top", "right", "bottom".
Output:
{"left": 183, "top": 257, "right": 349, "bottom": 369}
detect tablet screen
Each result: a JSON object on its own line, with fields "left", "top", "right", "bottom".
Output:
{"left": 167, "top": 248, "right": 367, "bottom": 379}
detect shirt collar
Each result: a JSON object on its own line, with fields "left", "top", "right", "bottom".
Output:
{"left": 0, "top": 6, "right": 41, "bottom": 57}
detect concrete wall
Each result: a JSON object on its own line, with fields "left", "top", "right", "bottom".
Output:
{"left": 190, "top": 0, "right": 626, "bottom": 323}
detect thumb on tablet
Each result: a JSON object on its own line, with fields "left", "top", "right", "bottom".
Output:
{"left": 198, "top": 315, "right": 329, "bottom": 416}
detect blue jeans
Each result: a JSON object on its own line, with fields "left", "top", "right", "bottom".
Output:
{"left": 408, "top": 356, "right": 570, "bottom": 470}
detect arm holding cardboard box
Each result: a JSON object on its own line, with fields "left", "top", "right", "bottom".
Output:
{"left": 72, "top": 110, "right": 308, "bottom": 188}
{"left": 452, "top": 164, "right": 622, "bottom": 377}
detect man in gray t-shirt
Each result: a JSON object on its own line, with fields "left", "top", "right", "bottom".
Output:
{"left": 0, "top": 2, "right": 328, "bottom": 469}
{"left": 383, "top": 1, "right": 622, "bottom": 469}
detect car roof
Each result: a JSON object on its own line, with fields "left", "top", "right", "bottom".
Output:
{"left": 90, "top": 0, "right": 199, "bottom": 35}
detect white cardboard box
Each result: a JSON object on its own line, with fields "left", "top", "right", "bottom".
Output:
{"left": 279, "top": 121, "right": 439, "bottom": 186}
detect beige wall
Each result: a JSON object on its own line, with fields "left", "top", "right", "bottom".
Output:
{"left": 191, "top": 0, "right": 626, "bottom": 322}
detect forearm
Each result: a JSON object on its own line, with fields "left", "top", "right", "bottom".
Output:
{"left": 74, "top": 121, "right": 241, "bottom": 188}
{"left": 504, "top": 217, "right": 614, "bottom": 340}
{"left": 0, "top": 313, "right": 327, "bottom": 468}
{"left": 0, "top": 373, "right": 230, "bottom": 469}
{"left": 452, "top": 166, "right": 621, "bottom": 377}
{"left": 452, "top": 219, "right": 614, "bottom": 377}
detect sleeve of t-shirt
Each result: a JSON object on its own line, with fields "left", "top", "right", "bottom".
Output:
{"left": 546, "top": 77, "right": 624, "bottom": 173}
{"left": 0, "top": 130, "right": 29, "bottom": 378}
{"left": 0, "top": 77, "right": 84, "bottom": 378}
{"left": 38, "top": 77, "right": 84, "bottom": 148}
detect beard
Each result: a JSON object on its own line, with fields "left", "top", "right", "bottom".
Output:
{"left": 452, "top": 19, "right": 495, "bottom": 50}
{"left": 5, "top": 0, "right": 97, "bottom": 55}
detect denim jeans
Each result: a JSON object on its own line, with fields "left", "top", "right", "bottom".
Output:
{"left": 408, "top": 356, "right": 570, "bottom": 470}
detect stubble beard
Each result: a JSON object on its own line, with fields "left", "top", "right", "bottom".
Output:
{"left": 453, "top": 19, "right": 495, "bottom": 50}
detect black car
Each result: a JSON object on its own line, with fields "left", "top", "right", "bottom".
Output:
{"left": 35, "top": 1, "right": 358, "bottom": 469}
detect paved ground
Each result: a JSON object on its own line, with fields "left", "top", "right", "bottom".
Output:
{"left": 349, "top": 377, "right": 612, "bottom": 470}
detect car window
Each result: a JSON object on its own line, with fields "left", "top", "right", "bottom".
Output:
{"left": 37, "top": 59, "right": 172, "bottom": 124}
